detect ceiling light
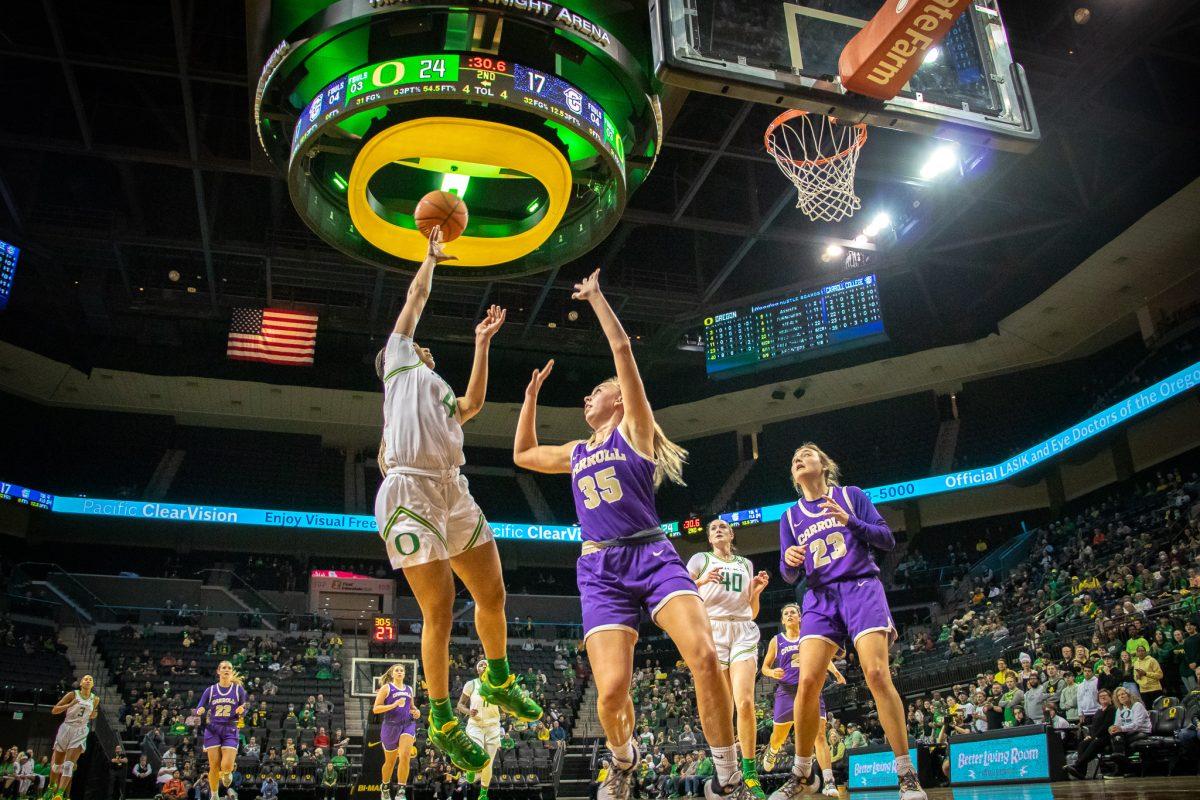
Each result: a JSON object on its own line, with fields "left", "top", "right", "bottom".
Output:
{"left": 919, "top": 144, "right": 959, "bottom": 180}
{"left": 824, "top": 244, "right": 845, "bottom": 259}
{"left": 924, "top": 47, "right": 941, "bottom": 64}
{"left": 440, "top": 173, "right": 470, "bottom": 198}
{"left": 863, "top": 212, "right": 892, "bottom": 238}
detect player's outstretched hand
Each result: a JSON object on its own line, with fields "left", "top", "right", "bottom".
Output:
{"left": 818, "top": 493, "right": 850, "bottom": 526}
{"left": 571, "top": 268, "right": 601, "bottom": 303}
{"left": 783, "top": 545, "right": 805, "bottom": 568}
{"left": 751, "top": 570, "right": 770, "bottom": 593}
{"left": 475, "top": 304, "right": 506, "bottom": 341}
{"left": 526, "top": 359, "right": 554, "bottom": 398}
{"left": 427, "top": 226, "right": 457, "bottom": 264}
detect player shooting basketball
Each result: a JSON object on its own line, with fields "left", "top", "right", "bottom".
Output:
{"left": 373, "top": 227, "right": 542, "bottom": 774}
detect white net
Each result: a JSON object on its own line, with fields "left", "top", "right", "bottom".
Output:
{"left": 765, "top": 111, "right": 867, "bottom": 223}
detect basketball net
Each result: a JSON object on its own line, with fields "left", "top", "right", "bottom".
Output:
{"left": 765, "top": 110, "right": 867, "bottom": 223}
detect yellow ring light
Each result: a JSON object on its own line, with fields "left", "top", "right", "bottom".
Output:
{"left": 347, "top": 117, "right": 572, "bottom": 267}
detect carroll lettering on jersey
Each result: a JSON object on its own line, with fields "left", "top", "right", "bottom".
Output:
{"left": 793, "top": 515, "right": 842, "bottom": 549}
{"left": 571, "top": 448, "right": 628, "bottom": 476}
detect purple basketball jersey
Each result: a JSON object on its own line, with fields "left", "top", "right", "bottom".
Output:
{"left": 198, "top": 683, "right": 244, "bottom": 728}
{"left": 570, "top": 427, "right": 660, "bottom": 542}
{"left": 778, "top": 485, "right": 894, "bottom": 590}
{"left": 381, "top": 682, "right": 413, "bottom": 725}
{"left": 774, "top": 632, "right": 801, "bottom": 685}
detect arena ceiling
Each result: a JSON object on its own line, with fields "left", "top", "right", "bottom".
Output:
{"left": 1, "top": 0, "right": 1199, "bottom": 409}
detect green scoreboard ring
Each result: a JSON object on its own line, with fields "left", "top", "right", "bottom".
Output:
{"left": 254, "top": 0, "right": 659, "bottom": 278}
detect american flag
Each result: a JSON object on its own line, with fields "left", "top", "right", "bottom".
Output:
{"left": 226, "top": 308, "right": 318, "bottom": 366}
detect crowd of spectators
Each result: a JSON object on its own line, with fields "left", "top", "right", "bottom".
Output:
{"left": 99, "top": 625, "right": 349, "bottom": 798}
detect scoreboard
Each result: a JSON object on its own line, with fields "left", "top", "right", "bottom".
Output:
{"left": 372, "top": 617, "right": 396, "bottom": 643}
{"left": 293, "top": 53, "right": 625, "bottom": 173}
{"left": 0, "top": 240, "right": 18, "bottom": 311}
{"left": 0, "top": 481, "right": 52, "bottom": 510}
{"left": 704, "top": 275, "right": 886, "bottom": 379}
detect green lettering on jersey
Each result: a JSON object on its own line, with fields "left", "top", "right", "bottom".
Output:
{"left": 440, "top": 389, "right": 457, "bottom": 418}
{"left": 719, "top": 572, "right": 743, "bottom": 593}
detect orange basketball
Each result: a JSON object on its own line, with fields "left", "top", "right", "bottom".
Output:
{"left": 414, "top": 190, "right": 469, "bottom": 242}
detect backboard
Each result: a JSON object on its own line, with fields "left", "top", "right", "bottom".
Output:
{"left": 650, "top": 0, "right": 1039, "bottom": 151}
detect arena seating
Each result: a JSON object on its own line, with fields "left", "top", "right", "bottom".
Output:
{"left": 0, "top": 617, "right": 74, "bottom": 703}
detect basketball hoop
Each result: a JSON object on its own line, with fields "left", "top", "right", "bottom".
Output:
{"left": 764, "top": 110, "right": 867, "bottom": 223}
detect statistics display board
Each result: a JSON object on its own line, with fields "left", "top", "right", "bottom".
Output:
{"left": 292, "top": 53, "right": 625, "bottom": 173}
{"left": 704, "top": 275, "right": 885, "bottom": 378}
{"left": 0, "top": 481, "right": 51, "bottom": 510}
{"left": 0, "top": 240, "right": 18, "bottom": 311}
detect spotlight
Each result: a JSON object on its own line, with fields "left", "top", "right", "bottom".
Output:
{"left": 924, "top": 47, "right": 941, "bottom": 64}
{"left": 919, "top": 144, "right": 959, "bottom": 180}
{"left": 440, "top": 173, "right": 471, "bottom": 198}
{"left": 824, "top": 244, "right": 845, "bottom": 259}
{"left": 863, "top": 212, "right": 892, "bottom": 238}
{"left": 1073, "top": 7, "right": 1091, "bottom": 25}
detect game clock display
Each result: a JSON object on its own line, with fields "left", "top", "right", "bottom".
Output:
{"left": 703, "top": 274, "right": 887, "bottom": 379}
{"left": 372, "top": 617, "right": 396, "bottom": 643}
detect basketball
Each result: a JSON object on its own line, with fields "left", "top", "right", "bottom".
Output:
{"left": 414, "top": 190, "right": 469, "bottom": 242}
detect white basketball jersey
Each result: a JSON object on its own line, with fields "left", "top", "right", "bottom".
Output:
{"left": 464, "top": 679, "right": 502, "bottom": 729}
{"left": 380, "top": 333, "right": 464, "bottom": 471}
{"left": 687, "top": 552, "right": 755, "bottom": 620}
{"left": 65, "top": 691, "right": 95, "bottom": 725}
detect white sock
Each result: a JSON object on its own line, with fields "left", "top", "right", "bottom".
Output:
{"left": 712, "top": 744, "right": 738, "bottom": 786}
{"left": 822, "top": 768, "right": 834, "bottom": 783}
{"left": 610, "top": 738, "right": 635, "bottom": 768}
{"left": 793, "top": 756, "right": 813, "bottom": 777}
{"left": 894, "top": 753, "right": 914, "bottom": 776}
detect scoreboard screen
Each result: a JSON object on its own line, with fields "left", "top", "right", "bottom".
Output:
{"left": 0, "top": 481, "right": 53, "bottom": 510}
{"left": 372, "top": 617, "right": 396, "bottom": 643}
{"left": 0, "top": 240, "right": 18, "bottom": 311}
{"left": 703, "top": 275, "right": 886, "bottom": 379}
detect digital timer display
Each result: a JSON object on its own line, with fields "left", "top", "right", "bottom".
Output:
{"left": 372, "top": 616, "right": 396, "bottom": 643}
{"left": 292, "top": 53, "right": 625, "bottom": 172}
{"left": 703, "top": 275, "right": 886, "bottom": 379}
{"left": 682, "top": 516, "right": 704, "bottom": 536}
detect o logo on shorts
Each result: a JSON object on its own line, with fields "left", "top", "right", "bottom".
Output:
{"left": 393, "top": 532, "right": 421, "bottom": 556}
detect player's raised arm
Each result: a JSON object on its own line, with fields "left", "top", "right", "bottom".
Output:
{"left": 456, "top": 304, "right": 506, "bottom": 424}
{"left": 512, "top": 359, "right": 575, "bottom": 474}
{"left": 571, "top": 269, "right": 655, "bottom": 454}
{"left": 393, "top": 228, "right": 455, "bottom": 338}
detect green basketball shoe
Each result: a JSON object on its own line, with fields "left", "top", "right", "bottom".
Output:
{"left": 429, "top": 718, "right": 491, "bottom": 772}
{"left": 478, "top": 674, "right": 543, "bottom": 722}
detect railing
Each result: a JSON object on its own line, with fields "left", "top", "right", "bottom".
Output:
{"left": 195, "top": 567, "right": 283, "bottom": 629}
{"left": 12, "top": 562, "right": 123, "bottom": 623}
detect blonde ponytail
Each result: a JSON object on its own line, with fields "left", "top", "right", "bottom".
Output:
{"left": 650, "top": 421, "right": 688, "bottom": 489}
{"left": 589, "top": 377, "right": 688, "bottom": 489}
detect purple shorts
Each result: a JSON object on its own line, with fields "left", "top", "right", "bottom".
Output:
{"left": 381, "top": 721, "right": 416, "bottom": 751}
{"left": 801, "top": 577, "right": 895, "bottom": 650}
{"left": 773, "top": 683, "right": 825, "bottom": 724}
{"left": 577, "top": 543, "right": 700, "bottom": 639}
{"left": 202, "top": 725, "right": 239, "bottom": 750}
